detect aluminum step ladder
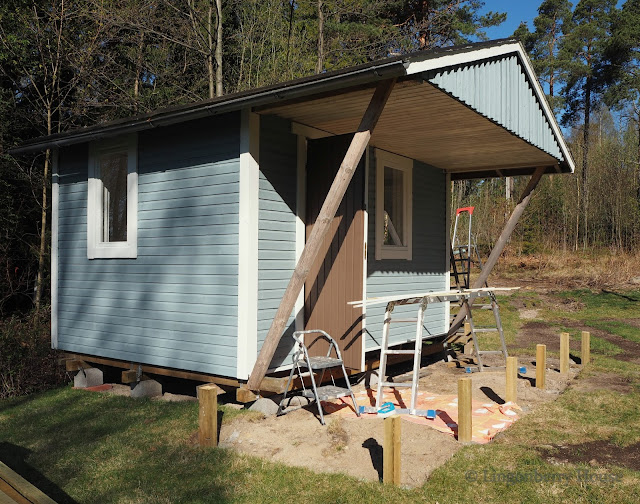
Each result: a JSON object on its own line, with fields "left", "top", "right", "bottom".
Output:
{"left": 277, "top": 330, "right": 360, "bottom": 425}
{"left": 374, "top": 298, "right": 428, "bottom": 415}
{"left": 449, "top": 207, "right": 508, "bottom": 370}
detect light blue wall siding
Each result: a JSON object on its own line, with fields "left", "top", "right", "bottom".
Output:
{"left": 56, "top": 114, "right": 241, "bottom": 377}
{"left": 366, "top": 151, "right": 448, "bottom": 350}
{"left": 427, "top": 56, "right": 562, "bottom": 159}
{"left": 257, "top": 115, "right": 299, "bottom": 369}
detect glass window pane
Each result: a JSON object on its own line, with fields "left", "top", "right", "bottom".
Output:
{"left": 383, "top": 166, "right": 404, "bottom": 246}
{"left": 100, "top": 152, "right": 128, "bottom": 242}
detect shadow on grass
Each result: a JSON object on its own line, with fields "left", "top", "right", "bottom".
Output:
{"left": 0, "top": 443, "right": 79, "bottom": 504}
{"left": 0, "top": 387, "right": 237, "bottom": 503}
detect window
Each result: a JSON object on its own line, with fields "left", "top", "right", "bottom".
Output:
{"left": 375, "top": 149, "right": 412, "bottom": 260}
{"left": 87, "top": 135, "right": 138, "bottom": 259}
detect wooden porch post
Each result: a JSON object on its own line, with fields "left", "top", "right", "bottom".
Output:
{"left": 448, "top": 166, "right": 546, "bottom": 337}
{"left": 247, "top": 79, "right": 396, "bottom": 391}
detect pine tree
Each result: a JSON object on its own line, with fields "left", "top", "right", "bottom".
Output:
{"left": 560, "top": 0, "right": 617, "bottom": 248}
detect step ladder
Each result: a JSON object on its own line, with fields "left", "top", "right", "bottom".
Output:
{"left": 277, "top": 330, "right": 360, "bottom": 425}
{"left": 374, "top": 298, "right": 428, "bottom": 415}
{"left": 449, "top": 207, "right": 508, "bottom": 370}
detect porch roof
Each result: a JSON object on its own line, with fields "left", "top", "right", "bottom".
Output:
{"left": 11, "top": 38, "right": 574, "bottom": 179}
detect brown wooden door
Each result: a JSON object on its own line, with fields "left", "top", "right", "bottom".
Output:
{"left": 305, "top": 135, "right": 365, "bottom": 370}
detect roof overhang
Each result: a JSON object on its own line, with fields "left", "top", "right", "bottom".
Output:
{"left": 10, "top": 39, "right": 574, "bottom": 179}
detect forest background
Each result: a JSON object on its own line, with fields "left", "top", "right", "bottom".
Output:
{"left": 1, "top": 0, "right": 640, "bottom": 321}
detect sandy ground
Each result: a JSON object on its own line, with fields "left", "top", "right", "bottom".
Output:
{"left": 217, "top": 356, "right": 577, "bottom": 488}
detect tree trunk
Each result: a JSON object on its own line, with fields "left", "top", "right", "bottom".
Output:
{"left": 316, "top": 0, "right": 324, "bottom": 74}
{"left": 582, "top": 75, "right": 591, "bottom": 250}
{"left": 215, "top": 0, "right": 223, "bottom": 97}
{"left": 134, "top": 30, "right": 144, "bottom": 112}
{"left": 207, "top": 1, "right": 214, "bottom": 99}
{"left": 34, "top": 107, "right": 52, "bottom": 311}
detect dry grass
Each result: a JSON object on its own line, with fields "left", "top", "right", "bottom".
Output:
{"left": 493, "top": 249, "right": 640, "bottom": 289}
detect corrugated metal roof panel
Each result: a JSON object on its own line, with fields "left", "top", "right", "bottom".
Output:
{"left": 427, "top": 56, "right": 562, "bottom": 159}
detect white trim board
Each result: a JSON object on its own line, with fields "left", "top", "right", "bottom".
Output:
{"left": 237, "top": 110, "right": 260, "bottom": 380}
{"left": 51, "top": 149, "right": 59, "bottom": 349}
{"left": 406, "top": 42, "right": 575, "bottom": 173}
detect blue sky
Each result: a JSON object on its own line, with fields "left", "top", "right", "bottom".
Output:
{"left": 480, "top": 1, "right": 540, "bottom": 40}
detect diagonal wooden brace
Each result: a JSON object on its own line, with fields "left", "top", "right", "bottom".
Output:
{"left": 247, "top": 79, "right": 396, "bottom": 390}
{"left": 448, "top": 166, "right": 546, "bottom": 337}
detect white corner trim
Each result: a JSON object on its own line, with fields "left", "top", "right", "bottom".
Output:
{"left": 374, "top": 148, "right": 413, "bottom": 261}
{"left": 295, "top": 134, "right": 307, "bottom": 334}
{"left": 406, "top": 41, "right": 575, "bottom": 172}
{"left": 361, "top": 147, "right": 370, "bottom": 372}
{"left": 51, "top": 148, "right": 59, "bottom": 349}
{"left": 87, "top": 135, "right": 138, "bottom": 259}
{"left": 444, "top": 172, "right": 451, "bottom": 334}
{"left": 238, "top": 110, "right": 260, "bottom": 380}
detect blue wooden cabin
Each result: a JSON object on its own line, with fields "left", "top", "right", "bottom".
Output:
{"left": 14, "top": 39, "right": 574, "bottom": 387}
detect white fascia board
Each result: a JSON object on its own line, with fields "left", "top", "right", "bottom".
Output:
{"left": 237, "top": 110, "right": 260, "bottom": 380}
{"left": 406, "top": 42, "right": 575, "bottom": 173}
{"left": 51, "top": 148, "right": 59, "bottom": 349}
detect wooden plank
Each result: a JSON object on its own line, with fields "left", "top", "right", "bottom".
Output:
{"left": 64, "top": 360, "right": 88, "bottom": 372}
{"left": 560, "top": 332, "right": 570, "bottom": 374}
{"left": 121, "top": 370, "right": 138, "bottom": 384}
{"left": 247, "top": 79, "right": 396, "bottom": 391}
{"left": 449, "top": 167, "right": 546, "bottom": 337}
{"left": 0, "top": 462, "right": 58, "bottom": 504}
{"left": 64, "top": 353, "right": 240, "bottom": 388}
{"left": 198, "top": 384, "right": 219, "bottom": 448}
{"left": 0, "top": 478, "right": 30, "bottom": 504}
{"left": 506, "top": 356, "right": 517, "bottom": 404}
{"left": 457, "top": 377, "right": 472, "bottom": 443}
{"left": 581, "top": 331, "right": 591, "bottom": 365}
{"left": 383, "top": 414, "right": 402, "bottom": 485}
{"left": 236, "top": 387, "right": 258, "bottom": 403}
{"left": 536, "top": 344, "right": 546, "bottom": 389}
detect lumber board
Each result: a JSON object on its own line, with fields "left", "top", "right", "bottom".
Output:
{"left": 0, "top": 462, "right": 57, "bottom": 504}
{"left": 247, "top": 78, "right": 396, "bottom": 391}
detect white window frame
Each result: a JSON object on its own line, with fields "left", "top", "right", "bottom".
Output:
{"left": 87, "top": 135, "right": 138, "bottom": 259}
{"left": 375, "top": 149, "right": 412, "bottom": 261}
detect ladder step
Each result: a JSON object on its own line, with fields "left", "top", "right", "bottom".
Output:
{"left": 389, "top": 319, "right": 419, "bottom": 323}
{"left": 302, "top": 385, "right": 351, "bottom": 401}
{"left": 474, "top": 328, "right": 498, "bottom": 333}
{"left": 382, "top": 349, "right": 416, "bottom": 355}
{"left": 478, "top": 350, "right": 504, "bottom": 355}
{"left": 379, "top": 382, "right": 413, "bottom": 388}
{"left": 299, "top": 356, "right": 343, "bottom": 370}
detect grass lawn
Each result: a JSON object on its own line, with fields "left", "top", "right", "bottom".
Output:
{"left": 1, "top": 289, "right": 639, "bottom": 503}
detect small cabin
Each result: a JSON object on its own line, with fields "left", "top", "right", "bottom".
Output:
{"left": 14, "top": 39, "right": 573, "bottom": 387}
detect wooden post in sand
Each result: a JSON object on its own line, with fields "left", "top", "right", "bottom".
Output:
{"left": 581, "top": 331, "right": 591, "bottom": 365}
{"left": 458, "top": 377, "right": 472, "bottom": 443}
{"left": 383, "top": 414, "right": 401, "bottom": 485}
{"left": 536, "top": 344, "right": 546, "bottom": 389}
{"left": 506, "top": 356, "right": 518, "bottom": 404}
{"left": 560, "top": 332, "right": 570, "bottom": 375}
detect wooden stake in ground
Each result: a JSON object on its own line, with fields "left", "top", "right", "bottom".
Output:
{"left": 581, "top": 331, "right": 590, "bottom": 365}
{"left": 506, "top": 356, "right": 518, "bottom": 404}
{"left": 536, "top": 344, "right": 546, "bottom": 389}
{"left": 560, "top": 332, "right": 570, "bottom": 375}
{"left": 449, "top": 166, "right": 546, "bottom": 337}
{"left": 247, "top": 79, "right": 396, "bottom": 391}
{"left": 383, "top": 414, "right": 402, "bottom": 485}
{"left": 199, "top": 384, "right": 219, "bottom": 447}
{"left": 458, "top": 377, "right": 472, "bottom": 443}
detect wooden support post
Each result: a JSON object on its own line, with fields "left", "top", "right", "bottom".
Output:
{"left": 449, "top": 166, "right": 546, "bottom": 337}
{"left": 463, "top": 322, "right": 474, "bottom": 355}
{"left": 581, "top": 331, "right": 591, "bottom": 365}
{"left": 457, "top": 377, "right": 472, "bottom": 443}
{"left": 506, "top": 356, "right": 517, "bottom": 404}
{"left": 383, "top": 414, "right": 401, "bottom": 485}
{"left": 560, "top": 332, "right": 570, "bottom": 374}
{"left": 65, "top": 359, "right": 88, "bottom": 372}
{"left": 198, "top": 384, "right": 219, "bottom": 447}
{"left": 121, "top": 369, "right": 138, "bottom": 384}
{"left": 247, "top": 79, "right": 396, "bottom": 391}
{"left": 536, "top": 344, "right": 546, "bottom": 389}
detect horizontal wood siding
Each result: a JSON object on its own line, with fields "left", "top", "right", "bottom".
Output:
{"left": 366, "top": 152, "right": 447, "bottom": 349}
{"left": 56, "top": 114, "right": 241, "bottom": 377}
{"left": 257, "top": 115, "right": 298, "bottom": 369}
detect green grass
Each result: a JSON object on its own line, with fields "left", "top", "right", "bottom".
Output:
{"left": 1, "top": 288, "right": 639, "bottom": 503}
